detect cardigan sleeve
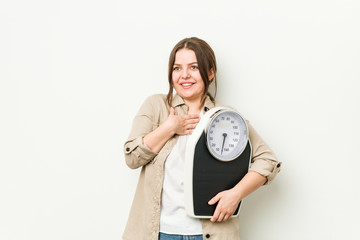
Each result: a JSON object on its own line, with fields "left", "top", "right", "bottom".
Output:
{"left": 124, "top": 95, "right": 159, "bottom": 169}
{"left": 247, "top": 121, "right": 281, "bottom": 185}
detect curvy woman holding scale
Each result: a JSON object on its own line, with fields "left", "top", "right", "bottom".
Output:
{"left": 123, "top": 37, "right": 281, "bottom": 240}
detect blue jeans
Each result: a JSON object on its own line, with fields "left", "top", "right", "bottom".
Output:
{"left": 159, "top": 232, "right": 203, "bottom": 240}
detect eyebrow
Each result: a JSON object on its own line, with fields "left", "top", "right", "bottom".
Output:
{"left": 173, "top": 62, "right": 198, "bottom": 66}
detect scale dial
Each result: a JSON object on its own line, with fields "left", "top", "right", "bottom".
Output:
{"left": 206, "top": 109, "right": 248, "bottom": 162}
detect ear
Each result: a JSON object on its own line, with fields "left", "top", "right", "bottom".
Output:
{"left": 208, "top": 69, "right": 215, "bottom": 81}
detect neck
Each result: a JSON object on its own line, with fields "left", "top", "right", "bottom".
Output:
{"left": 185, "top": 100, "right": 203, "bottom": 114}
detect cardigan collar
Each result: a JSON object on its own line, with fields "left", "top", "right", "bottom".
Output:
{"left": 171, "top": 93, "right": 215, "bottom": 113}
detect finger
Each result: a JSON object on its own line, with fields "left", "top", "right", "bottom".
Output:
{"left": 186, "top": 123, "right": 198, "bottom": 130}
{"left": 217, "top": 212, "right": 225, "bottom": 222}
{"left": 208, "top": 194, "right": 221, "bottom": 205}
{"left": 223, "top": 214, "right": 230, "bottom": 222}
{"left": 177, "top": 129, "right": 193, "bottom": 136}
{"left": 185, "top": 118, "right": 200, "bottom": 124}
{"left": 210, "top": 206, "right": 221, "bottom": 222}
{"left": 185, "top": 130, "right": 193, "bottom": 135}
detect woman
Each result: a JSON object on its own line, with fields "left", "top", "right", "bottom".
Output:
{"left": 123, "top": 37, "right": 281, "bottom": 240}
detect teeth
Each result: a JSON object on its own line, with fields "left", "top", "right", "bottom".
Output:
{"left": 182, "top": 83, "right": 193, "bottom": 86}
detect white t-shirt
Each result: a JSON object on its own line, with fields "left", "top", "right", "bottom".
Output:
{"left": 159, "top": 134, "right": 202, "bottom": 235}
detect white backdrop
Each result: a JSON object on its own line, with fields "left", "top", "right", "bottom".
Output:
{"left": 1, "top": 0, "right": 359, "bottom": 239}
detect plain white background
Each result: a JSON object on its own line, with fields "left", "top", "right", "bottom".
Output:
{"left": 1, "top": 0, "right": 359, "bottom": 239}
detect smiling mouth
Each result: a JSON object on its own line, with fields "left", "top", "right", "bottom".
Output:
{"left": 181, "top": 83, "right": 194, "bottom": 87}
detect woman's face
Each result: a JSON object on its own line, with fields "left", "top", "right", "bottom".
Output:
{"left": 172, "top": 49, "right": 205, "bottom": 104}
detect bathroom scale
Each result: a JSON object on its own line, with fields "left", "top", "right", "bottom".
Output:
{"left": 184, "top": 107, "right": 251, "bottom": 218}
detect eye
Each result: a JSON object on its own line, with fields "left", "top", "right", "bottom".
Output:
{"left": 190, "top": 65, "right": 199, "bottom": 70}
{"left": 173, "top": 66, "right": 180, "bottom": 71}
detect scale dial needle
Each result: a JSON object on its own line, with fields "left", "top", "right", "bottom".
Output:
{"left": 221, "top": 133, "right": 227, "bottom": 155}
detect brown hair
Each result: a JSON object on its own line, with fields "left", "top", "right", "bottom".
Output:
{"left": 166, "top": 37, "right": 217, "bottom": 106}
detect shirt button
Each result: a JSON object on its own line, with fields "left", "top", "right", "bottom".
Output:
{"left": 276, "top": 163, "right": 281, "bottom": 168}
{"left": 126, "top": 147, "right": 130, "bottom": 152}
{"left": 205, "top": 234, "right": 210, "bottom": 238}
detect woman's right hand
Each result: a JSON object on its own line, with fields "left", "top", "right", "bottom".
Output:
{"left": 143, "top": 107, "right": 200, "bottom": 153}
{"left": 165, "top": 107, "right": 200, "bottom": 135}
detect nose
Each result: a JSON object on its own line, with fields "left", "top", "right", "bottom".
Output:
{"left": 181, "top": 69, "right": 190, "bottom": 79}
